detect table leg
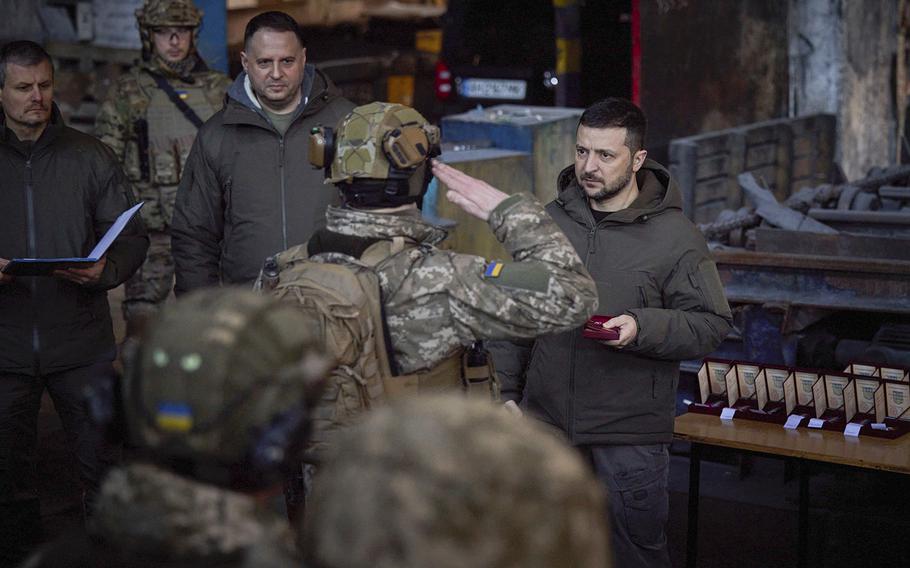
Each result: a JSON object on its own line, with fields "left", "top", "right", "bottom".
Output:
{"left": 798, "top": 459, "right": 809, "bottom": 568}
{"left": 687, "top": 442, "right": 701, "bottom": 568}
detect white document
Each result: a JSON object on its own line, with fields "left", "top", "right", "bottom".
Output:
{"left": 784, "top": 415, "right": 804, "bottom": 430}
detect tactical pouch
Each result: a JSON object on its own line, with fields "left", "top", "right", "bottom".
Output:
{"left": 461, "top": 344, "right": 500, "bottom": 401}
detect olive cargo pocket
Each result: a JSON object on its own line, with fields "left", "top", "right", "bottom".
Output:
{"left": 597, "top": 271, "right": 661, "bottom": 315}
{"left": 614, "top": 450, "right": 669, "bottom": 549}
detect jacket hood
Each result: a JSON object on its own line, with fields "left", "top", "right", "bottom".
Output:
{"left": 225, "top": 64, "right": 324, "bottom": 125}
{"left": 555, "top": 158, "right": 682, "bottom": 225}
{"left": 90, "top": 463, "right": 297, "bottom": 563}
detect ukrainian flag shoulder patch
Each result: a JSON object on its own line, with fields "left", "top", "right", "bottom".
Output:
{"left": 483, "top": 261, "right": 505, "bottom": 278}
{"left": 156, "top": 401, "right": 193, "bottom": 432}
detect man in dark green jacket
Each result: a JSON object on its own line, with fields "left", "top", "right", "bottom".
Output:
{"left": 171, "top": 11, "right": 354, "bottom": 293}
{"left": 491, "top": 98, "right": 732, "bottom": 568}
{"left": 0, "top": 41, "right": 148, "bottom": 564}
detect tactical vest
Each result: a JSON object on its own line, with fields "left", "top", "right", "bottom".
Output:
{"left": 122, "top": 69, "right": 222, "bottom": 186}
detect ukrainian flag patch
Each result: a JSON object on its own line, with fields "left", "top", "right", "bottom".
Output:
{"left": 484, "top": 261, "right": 504, "bottom": 278}
{"left": 176, "top": 90, "right": 189, "bottom": 100}
{"left": 156, "top": 402, "right": 193, "bottom": 432}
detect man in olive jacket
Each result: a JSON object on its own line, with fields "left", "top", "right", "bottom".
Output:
{"left": 491, "top": 98, "right": 732, "bottom": 568}
{"left": 171, "top": 11, "right": 354, "bottom": 293}
{"left": 0, "top": 41, "right": 148, "bottom": 564}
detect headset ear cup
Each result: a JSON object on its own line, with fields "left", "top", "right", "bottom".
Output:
{"left": 424, "top": 124, "right": 441, "bottom": 157}
{"left": 383, "top": 125, "right": 431, "bottom": 170}
{"left": 248, "top": 360, "right": 327, "bottom": 474}
{"left": 309, "top": 126, "right": 337, "bottom": 178}
{"left": 250, "top": 404, "right": 309, "bottom": 473}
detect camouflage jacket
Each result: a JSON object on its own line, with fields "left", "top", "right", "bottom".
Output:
{"left": 323, "top": 193, "right": 598, "bottom": 374}
{"left": 79, "top": 463, "right": 300, "bottom": 567}
{"left": 95, "top": 60, "right": 230, "bottom": 189}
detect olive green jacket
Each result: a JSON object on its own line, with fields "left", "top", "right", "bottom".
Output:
{"left": 171, "top": 66, "right": 355, "bottom": 293}
{"left": 492, "top": 160, "right": 733, "bottom": 445}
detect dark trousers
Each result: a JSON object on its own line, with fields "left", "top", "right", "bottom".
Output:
{"left": 580, "top": 443, "right": 672, "bottom": 568}
{"left": 0, "top": 360, "right": 119, "bottom": 566}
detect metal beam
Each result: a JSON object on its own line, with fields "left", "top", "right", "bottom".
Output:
{"left": 713, "top": 250, "right": 910, "bottom": 314}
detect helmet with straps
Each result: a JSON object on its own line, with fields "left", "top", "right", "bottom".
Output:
{"left": 135, "top": 0, "right": 203, "bottom": 61}
{"left": 309, "top": 102, "right": 441, "bottom": 208}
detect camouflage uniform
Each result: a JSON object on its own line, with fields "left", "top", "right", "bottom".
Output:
{"left": 85, "top": 463, "right": 300, "bottom": 567}
{"left": 304, "top": 102, "right": 598, "bottom": 373}
{"left": 321, "top": 195, "right": 598, "bottom": 374}
{"left": 95, "top": 0, "right": 230, "bottom": 327}
{"left": 304, "top": 395, "right": 611, "bottom": 568}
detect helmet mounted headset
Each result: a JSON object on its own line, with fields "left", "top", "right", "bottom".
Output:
{"left": 309, "top": 102, "right": 441, "bottom": 208}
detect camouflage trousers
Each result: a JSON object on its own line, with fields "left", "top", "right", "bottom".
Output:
{"left": 123, "top": 184, "right": 177, "bottom": 324}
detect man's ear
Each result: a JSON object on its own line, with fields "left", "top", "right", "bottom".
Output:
{"left": 632, "top": 149, "right": 648, "bottom": 172}
{"left": 240, "top": 50, "right": 249, "bottom": 73}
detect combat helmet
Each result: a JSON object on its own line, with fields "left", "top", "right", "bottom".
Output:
{"left": 309, "top": 101, "right": 441, "bottom": 208}
{"left": 135, "top": 0, "right": 203, "bottom": 61}
{"left": 121, "top": 289, "right": 329, "bottom": 490}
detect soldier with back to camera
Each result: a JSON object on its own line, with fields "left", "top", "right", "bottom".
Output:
{"left": 20, "top": 289, "right": 330, "bottom": 568}
{"left": 95, "top": 0, "right": 231, "bottom": 337}
{"left": 260, "top": 102, "right": 599, "bottom": 460}
{"left": 304, "top": 395, "right": 612, "bottom": 568}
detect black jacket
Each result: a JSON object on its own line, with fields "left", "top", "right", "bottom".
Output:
{"left": 491, "top": 160, "right": 732, "bottom": 445}
{"left": 171, "top": 66, "right": 354, "bottom": 294}
{"left": 0, "top": 106, "right": 148, "bottom": 375}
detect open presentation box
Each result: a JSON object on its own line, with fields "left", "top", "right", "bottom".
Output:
{"left": 687, "top": 359, "right": 910, "bottom": 438}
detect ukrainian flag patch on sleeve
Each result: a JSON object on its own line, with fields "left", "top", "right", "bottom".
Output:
{"left": 483, "top": 261, "right": 505, "bottom": 278}
{"left": 176, "top": 90, "right": 189, "bottom": 100}
{"left": 156, "top": 402, "right": 194, "bottom": 432}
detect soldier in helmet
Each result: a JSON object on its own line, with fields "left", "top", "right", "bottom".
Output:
{"left": 303, "top": 395, "right": 611, "bottom": 568}
{"left": 96, "top": 0, "right": 231, "bottom": 336}
{"left": 258, "top": 103, "right": 596, "bottom": 482}
{"left": 301, "top": 101, "right": 597, "bottom": 381}
{"left": 20, "top": 289, "right": 330, "bottom": 567}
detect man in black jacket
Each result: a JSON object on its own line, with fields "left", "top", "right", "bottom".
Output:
{"left": 0, "top": 41, "right": 148, "bottom": 564}
{"left": 491, "top": 98, "right": 732, "bottom": 568}
{"left": 171, "top": 11, "right": 354, "bottom": 294}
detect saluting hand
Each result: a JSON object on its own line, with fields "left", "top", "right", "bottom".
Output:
{"left": 53, "top": 256, "right": 107, "bottom": 286}
{"left": 431, "top": 159, "right": 510, "bottom": 221}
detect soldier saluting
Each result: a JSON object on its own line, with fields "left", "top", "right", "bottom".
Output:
{"left": 96, "top": 0, "right": 230, "bottom": 337}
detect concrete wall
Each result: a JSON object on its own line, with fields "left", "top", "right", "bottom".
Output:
{"left": 789, "top": 0, "right": 899, "bottom": 180}
{"left": 0, "top": 0, "right": 49, "bottom": 44}
{"left": 640, "top": 0, "right": 790, "bottom": 163}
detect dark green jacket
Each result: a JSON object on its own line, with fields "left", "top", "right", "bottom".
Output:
{"left": 171, "top": 66, "right": 354, "bottom": 294}
{"left": 0, "top": 105, "right": 148, "bottom": 374}
{"left": 491, "top": 160, "right": 732, "bottom": 445}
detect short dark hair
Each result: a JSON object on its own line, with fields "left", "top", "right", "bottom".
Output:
{"left": 0, "top": 41, "right": 53, "bottom": 88}
{"left": 578, "top": 97, "right": 647, "bottom": 153}
{"left": 243, "top": 11, "right": 306, "bottom": 50}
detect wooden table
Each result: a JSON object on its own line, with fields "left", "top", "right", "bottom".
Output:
{"left": 674, "top": 412, "right": 910, "bottom": 567}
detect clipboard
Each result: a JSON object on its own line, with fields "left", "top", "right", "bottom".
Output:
{"left": 2, "top": 202, "right": 144, "bottom": 276}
